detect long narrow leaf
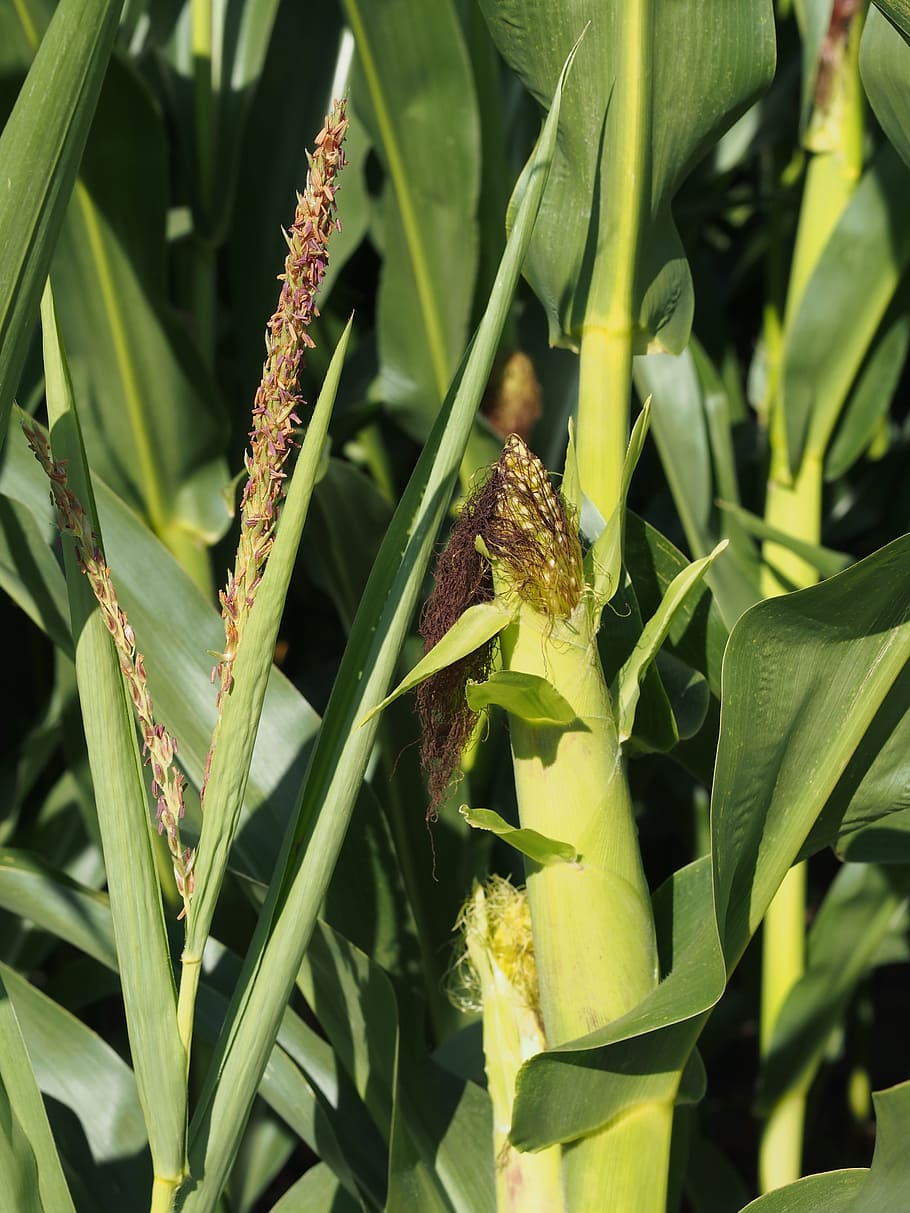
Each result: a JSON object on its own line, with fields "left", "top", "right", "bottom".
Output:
{"left": 1, "top": 962, "right": 149, "bottom": 1209}
{"left": 0, "top": 969, "right": 76, "bottom": 1213}
{"left": 0, "top": 0, "right": 120, "bottom": 448}
{"left": 40, "top": 285, "right": 187, "bottom": 1189}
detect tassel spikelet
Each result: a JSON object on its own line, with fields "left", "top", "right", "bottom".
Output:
{"left": 203, "top": 100, "right": 349, "bottom": 797}
{"left": 23, "top": 424, "right": 195, "bottom": 907}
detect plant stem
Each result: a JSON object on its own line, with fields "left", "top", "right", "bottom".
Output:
{"left": 758, "top": 860, "right": 807, "bottom": 1190}
{"left": 761, "top": 449, "right": 822, "bottom": 595}
{"left": 576, "top": 0, "right": 649, "bottom": 524}
{"left": 177, "top": 950, "right": 202, "bottom": 1064}
{"left": 562, "top": 1103, "right": 674, "bottom": 1213}
{"left": 759, "top": 9, "right": 865, "bottom": 1187}
{"left": 151, "top": 1175, "right": 180, "bottom": 1213}
{"left": 577, "top": 323, "right": 632, "bottom": 527}
{"left": 505, "top": 602, "right": 656, "bottom": 1035}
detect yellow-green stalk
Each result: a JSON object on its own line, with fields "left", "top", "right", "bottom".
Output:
{"left": 760, "top": 3, "right": 865, "bottom": 1192}
{"left": 763, "top": 0, "right": 865, "bottom": 597}
{"left": 489, "top": 442, "right": 657, "bottom": 1033}
{"left": 494, "top": 440, "right": 667, "bottom": 1210}
{"left": 453, "top": 878, "right": 564, "bottom": 1213}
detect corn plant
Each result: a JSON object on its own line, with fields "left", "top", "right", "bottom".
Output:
{"left": 2, "top": 3, "right": 910, "bottom": 1212}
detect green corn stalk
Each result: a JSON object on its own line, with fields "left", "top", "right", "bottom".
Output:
{"left": 476, "top": 437, "right": 658, "bottom": 1037}
{"left": 472, "top": 437, "right": 668, "bottom": 1209}
{"left": 367, "top": 422, "right": 724, "bottom": 1209}
{"left": 759, "top": 4, "right": 867, "bottom": 1191}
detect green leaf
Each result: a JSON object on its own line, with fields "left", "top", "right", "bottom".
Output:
{"left": 635, "top": 348, "right": 761, "bottom": 629}
{"left": 465, "top": 670, "right": 576, "bottom": 725}
{"left": 0, "top": 968, "right": 76, "bottom": 1213}
{"left": 40, "top": 284, "right": 187, "bottom": 1185}
{"left": 624, "top": 512, "right": 729, "bottom": 698}
{"left": 182, "top": 48, "right": 578, "bottom": 1211}
{"left": 737, "top": 1171, "right": 867, "bottom": 1212}
{"left": 757, "top": 863, "right": 910, "bottom": 1115}
{"left": 344, "top": 0, "right": 480, "bottom": 436}
{"left": 0, "top": 410, "right": 322, "bottom": 887}
{"left": 387, "top": 1039, "right": 494, "bottom": 1213}
{"left": 586, "top": 398, "right": 652, "bottom": 604}
{"left": 655, "top": 651, "right": 710, "bottom": 744}
{"left": 599, "top": 574, "right": 679, "bottom": 755}
{"left": 781, "top": 142, "right": 910, "bottom": 473}
{"left": 716, "top": 501, "right": 851, "bottom": 578}
{"left": 49, "top": 56, "right": 231, "bottom": 562}
{"left": 862, "top": 8, "right": 910, "bottom": 170}
{"left": 459, "top": 806, "right": 577, "bottom": 865}
{"left": 269, "top": 1164, "right": 361, "bottom": 1213}
{"left": 870, "top": 0, "right": 910, "bottom": 43}
{"left": 357, "top": 601, "right": 515, "bottom": 728}
{"left": 826, "top": 287, "right": 910, "bottom": 479}
{"left": 0, "top": 481, "right": 71, "bottom": 655}
{"left": 0, "top": 0, "right": 120, "bottom": 451}
{"left": 226, "top": 1110, "right": 295, "bottom": 1213}
{"left": 0, "top": 848, "right": 116, "bottom": 971}
{"left": 851, "top": 1081, "right": 910, "bottom": 1212}
{"left": 741, "top": 1080, "right": 910, "bottom": 1210}
{"left": 863, "top": 7, "right": 910, "bottom": 173}
{"left": 1, "top": 962, "right": 150, "bottom": 1209}
{"left": 617, "top": 542, "right": 727, "bottom": 744}
{"left": 0, "top": 854, "right": 380, "bottom": 1212}
{"left": 478, "top": 0, "right": 775, "bottom": 351}
{"left": 298, "top": 922, "right": 495, "bottom": 1213}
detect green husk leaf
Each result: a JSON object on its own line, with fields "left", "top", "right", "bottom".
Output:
{"left": 356, "top": 600, "right": 516, "bottom": 727}
{"left": 459, "top": 807, "right": 577, "bottom": 865}
{"left": 561, "top": 419, "right": 582, "bottom": 521}
{"left": 465, "top": 670, "right": 576, "bottom": 725}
